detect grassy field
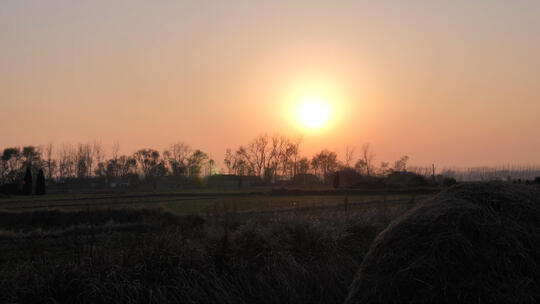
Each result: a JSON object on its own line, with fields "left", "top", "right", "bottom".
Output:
{"left": 0, "top": 189, "right": 428, "bottom": 215}
{"left": 0, "top": 189, "right": 435, "bottom": 303}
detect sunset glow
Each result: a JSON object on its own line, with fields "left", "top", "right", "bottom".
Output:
{"left": 297, "top": 98, "right": 331, "bottom": 129}
{"left": 3, "top": 3, "right": 540, "bottom": 303}
{"left": 1, "top": 1, "right": 540, "bottom": 167}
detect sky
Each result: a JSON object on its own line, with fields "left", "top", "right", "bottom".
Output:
{"left": 2, "top": 0, "right": 540, "bottom": 168}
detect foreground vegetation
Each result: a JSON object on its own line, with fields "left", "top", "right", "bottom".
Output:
{"left": 347, "top": 183, "right": 540, "bottom": 303}
{"left": 0, "top": 205, "right": 410, "bottom": 304}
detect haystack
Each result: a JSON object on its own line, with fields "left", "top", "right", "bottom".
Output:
{"left": 345, "top": 182, "right": 540, "bottom": 303}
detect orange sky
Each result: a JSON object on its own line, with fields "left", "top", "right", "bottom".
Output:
{"left": 2, "top": 1, "right": 540, "bottom": 168}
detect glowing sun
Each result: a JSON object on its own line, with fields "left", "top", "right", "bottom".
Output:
{"left": 297, "top": 98, "right": 330, "bottom": 129}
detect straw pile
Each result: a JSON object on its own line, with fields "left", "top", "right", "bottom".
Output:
{"left": 345, "top": 182, "right": 540, "bottom": 303}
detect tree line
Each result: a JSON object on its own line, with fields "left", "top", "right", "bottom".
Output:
{"left": 223, "top": 134, "right": 409, "bottom": 183}
{"left": 0, "top": 135, "right": 411, "bottom": 187}
{"left": 0, "top": 142, "right": 216, "bottom": 186}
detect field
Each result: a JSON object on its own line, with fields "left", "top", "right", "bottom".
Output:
{"left": 0, "top": 189, "right": 430, "bottom": 214}
{"left": 0, "top": 189, "right": 433, "bottom": 303}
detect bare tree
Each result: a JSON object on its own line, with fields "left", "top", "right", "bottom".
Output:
{"left": 58, "top": 144, "right": 76, "bottom": 179}
{"left": 289, "top": 136, "right": 302, "bottom": 177}
{"left": 312, "top": 150, "right": 339, "bottom": 183}
{"left": 344, "top": 145, "right": 356, "bottom": 168}
{"left": 22, "top": 146, "right": 42, "bottom": 178}
{"left": 236, "top": 134, "right": 269, "bottom": 178}
{"left": 233, "top": 149, "right": 248, "bottom": 176}
{"left": 268, "top": 135, "right": 288, "bottom": 181}
{"left": 93, "top": 141, "right": 104, "bottom": 168}
{"left": 163, "top": 142, "right": 191, "bottom": 178}
{"left": 1, "top": 147, "right": 22, "bottom": 183}
{"left": 355, "top": 144, "right": 375, "bottom": 176}
{"left": 236, "top": 146, "right": 254, "bottom": 175}
{"left": 394, "top": 155, "right": 409, "bottom": 172}
{"left": 134, "top": 149, "right": 163, "bottom": 180}
{"left": 297, "top": 157, "right": 310, "bottom": 175}
{"left": 102, "top": 140, "right": 121, "bottom": 178}
{"left": 311, "top": 156, "right": 321, "bottom": 178}
{"left": 251, "top": 134, "right": 269, "bottom": 178}
{"left": 205, "top": 159, "right": 216, "bottom": 176}
{"left": 379, "top": 161, "right": 391, "bottom": 175}
{"left": 224, "top": 148, "right": 234, "bottom": 174}
{"left": 112, "top": 140, "right": 120, "bottom": 162}
{"left": 281, "top": 136, "right": 302, "bottom": 179}
{"left": 107, "top": 155, "right": 137, "bottom": 179}
{"left": 187, "top": 149, "right": 209, "bottom": 177}
{"left": 92, "top": 142, "right": 107, "bottom": 178}
{"left": 232, "top": 134, "right": 302, "bottom": 181}
{"left": 75, "top": 143, "right": 93, "bottom": 178}
{"left": 44, "top": 144, "right": 56, "bottom": 180}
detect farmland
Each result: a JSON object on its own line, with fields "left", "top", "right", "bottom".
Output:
{"left": 0, "top": 189, "right": 431, "bottom": 214}
{"left": 0, "top": 188, "right": 432, "bottom": 303}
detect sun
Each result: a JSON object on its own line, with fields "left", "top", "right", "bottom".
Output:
{"left": 285, "top": 79, "right": 343, "bottom": 131}
{"left": 297, "top": 98, "right": 330, "bottom": 129}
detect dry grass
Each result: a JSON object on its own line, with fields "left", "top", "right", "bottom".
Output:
{"left": 346, "top": 182, "right": 540, "bottom": 304}
{"left": 0, "top": 205, "right": 408, "bottom": 303}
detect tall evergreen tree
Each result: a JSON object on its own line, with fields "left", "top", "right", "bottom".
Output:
{"left": 36, "top": 168, "right": 46, "bottom": 195}
{"left": 23, "top": 167, "right": 32, "bottom": 195}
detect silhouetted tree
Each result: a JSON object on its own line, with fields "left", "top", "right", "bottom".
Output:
{"left": 232, "top": 149, "right": 248, "bottom": 175}
{"left": 355, "top": 144, "right": 375, "bottom": 176}
{"left": 44, "top": 143, "right": 56, "bottom": 181}
{"left": 163, "top": 143, "right": 191, "bottom": 178}
{"left": 22, "top": 146, "right": 41, "bottom": 168}
{"left": 187, "top": 150, "right": 209, "bottom": 177}
{"left": 75, "top": 143, "right": 93, "bottom": 178}
{"left": 394, "top": 155, "right": 409, "bottom": 172}
{"left": 106, "top": 155, "right": 137, "bottom": 179}
{"left": 297, "top": 157, "right": 310, "bottom": 175}
{"left": 312, "top": 150, "right": 339, "bottom": 183}
{"left": 344, "top": 145, "right": 356, "bottom": 168}
{"left": 36, "top": 169, "right": 46, "bottom": 195}
{"left": 230, "top": 134, "right": 302, "bottom": 181}
{"left": 333, "top": 171, "right": 340, "bottom": 189}
{"left": 134, "top": 149, "right": 163, "bottom": 180}
{"left": 23, "top": 167, "right": 32, "bottom": 195}
{"left": 58, "top": 144, "right": 76, "bottom": 179}
{"left": 205, "top": 159, "right": 216, "bottom": 176}
{"left": 241, "top": 134, "right": 269, "bottom": 177}
{"left": 379, "top": 161, "right": 391, "bottom": 175}
{"left": 1, "top": 147, "right": 22, "bottom": 183}
{"left": 224, "top": 148, "right": 234, "bottom": 175}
